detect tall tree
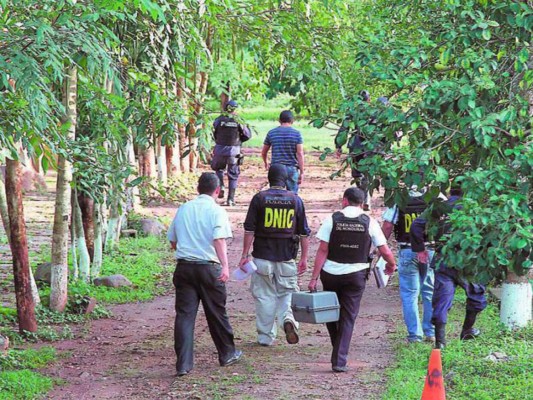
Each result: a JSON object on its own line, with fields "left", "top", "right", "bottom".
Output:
{"left": 5, "top": 158, "right": 37, "bottom": 333}
{"left": 325, "top": 0, "right": 532, "bottom": 328}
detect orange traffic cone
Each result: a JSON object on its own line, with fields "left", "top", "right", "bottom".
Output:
{"left": 421, "top": 349, "right": 446, "bottom": 400}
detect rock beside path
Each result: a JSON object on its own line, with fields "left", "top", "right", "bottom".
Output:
{"left": 93, "top": 275, "right": 132, "bottom": 288}
{"left": 139, "top": 218, "right": 165, "bottom": 236}
{"left": 0, "top": 335, "right": 9, "bottom": 355}
{"left": 34, "top": 262, "right": 52, "bottom": 283}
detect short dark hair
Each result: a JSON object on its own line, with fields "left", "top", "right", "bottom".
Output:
{"left": 198, "top": 172, "right": 219, "bottom": 195}
{"left": 343, "top": 187, "right": 365, "bottom": 206}
{"left": 279, "top": 110, "right": 294, "bottom": 123}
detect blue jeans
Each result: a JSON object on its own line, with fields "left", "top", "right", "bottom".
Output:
{"left": 398, "top": 248, "right": 435, "bottom": 341}
{"left": 285, "top": 166, "right": 299, "bottom": 194}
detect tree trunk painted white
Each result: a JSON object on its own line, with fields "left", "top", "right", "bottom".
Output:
{"left": 50, "top": 65, "right": 77, "bottom": 312}
{"left": 28, "top": 268, "right": 40, "bottom": 306}
{"left": 92, "top": 201, "right": 104, "bottom": 279}
{"left": 126, "top": 135, "right": 140, "bottom": 213}
{"left": 70, "top": 196, "right": 78, "bottom": 280}
{"left": 500, "top": 272, "right": 532, "bottom": 329}
{"left": 176, "top": 77, "right": 190, "bottom": 173}
{"left": 0, "top": 175, "right": 11, "bottom": 239}
{"left": 156, "top": 136, "right": 168, "bottom": 186}
{"left": 105, "top": 200, "right": 122, "bottom": 251}
{"left": 73, "top": 191, "right": 90, "bottom": 282}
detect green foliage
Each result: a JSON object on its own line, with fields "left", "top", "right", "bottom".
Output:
{"left": 0, "top": 347, "right": 56, "bottom": 400}
{"left": 326, "top": 0, "right": 533, "bottom": 282}
{"left": 383, "top": 298, "right": 533, "bottom": 400}
{"left": 139, "top": 174, "right": 198, "bottom": 204}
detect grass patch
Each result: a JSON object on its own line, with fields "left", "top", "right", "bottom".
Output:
{"left": 40, "top": 236, "right": 174, "bottom": 306}
{"left": 0, "top": 347, "right": 57, "bottom": 400}
{"left": 383, "top": 292, "right": 533, "bottom": 400}
{"left": 1, "top": 236, "right": 173, "bottom": 342}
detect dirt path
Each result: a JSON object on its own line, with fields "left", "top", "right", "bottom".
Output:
{"left": 42, "top": 152, "right": 402, "bottom": 400}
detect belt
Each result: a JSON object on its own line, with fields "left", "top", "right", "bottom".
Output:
{"left": 399, "top": 243, "right": 435, "bottom": 250}
{"left": 177, "top": 259, "right": 219, "bottom": 265}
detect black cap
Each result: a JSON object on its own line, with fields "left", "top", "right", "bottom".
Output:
{"left": 268, "top": 164, "right": 288, "bottom": 188}
{"left": 225, "top": 100, "right": 238, "bottom": 111}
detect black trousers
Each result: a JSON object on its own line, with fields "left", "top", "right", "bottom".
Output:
{"left": 173, "top": 261, "right": 236, "bottom": 372}
{"left": 320, "top": 269, "right": 368, "bottom": 368}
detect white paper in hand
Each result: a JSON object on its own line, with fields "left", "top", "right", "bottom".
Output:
{"left": 232, "top": 260, "right": 257, "bottom": 281}
{"left": 373, "top": 257, "right": 390, "bottom": 288}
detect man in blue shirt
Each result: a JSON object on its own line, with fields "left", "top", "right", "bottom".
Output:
{"left": 211, "top": 100, "right": 251, "bottom": 206}
{"left": 261, "top": 110, "right": 305, "bottom": 194}
{"left": 167, "top": 172, "right": 242, "bottom": 377}
{"left": 240, "top": 164, "right": 310, "bottom": 346}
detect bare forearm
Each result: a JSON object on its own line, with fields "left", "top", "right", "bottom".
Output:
{"left": 296, "top": 150, "right": 305, "bottom": 174}
{"left": 242, "top": 232, "right": 254, "bottom": 256}
{"left": 213, "top": 238, "right": 229, "bottom": 269}
{"left": 378, "top": 244, "right": 396, "bottom": 266}
{"left": 300, "top": 236, "right": 309, "bottom": 261}
{"left": 310, "top": 242, "right": 328, "bottom": 279}
{"left": 261, "top": 145, "right": 270, "bottom": 166}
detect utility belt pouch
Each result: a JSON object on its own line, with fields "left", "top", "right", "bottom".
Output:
{"left": 291, "top": 235, "right": 300, "bottom": 259}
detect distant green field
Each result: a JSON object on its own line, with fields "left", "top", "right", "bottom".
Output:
{"left": 211, "top": 96, "right": 339, "bottom": 151}
{"left": 242, "top": 119, "right": 336, "bottom": 151}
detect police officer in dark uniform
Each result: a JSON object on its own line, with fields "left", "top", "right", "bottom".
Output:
{"left": 410, "top": 187, "right": 487, "bottom": 349}
{"left": 334, "top": 91, "right": 389, "bottom": 211}
{"left": 308, "top": 187, "right": 396, "bottom": 372}
{"left": 381, "top": 188, "right": 438, "bottom": 343}
{"left": 240, "top": 164, "right": 310, "bottom": 346}
{"left": 211, "top": 100, "right": 251, "bottom": 206}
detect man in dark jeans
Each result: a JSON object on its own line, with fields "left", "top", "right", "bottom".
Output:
{"left": 261, "top": 110, "right": 305, "bottom": 194}
{"left": 167, "top": 172, "right": 242, "bottom": 377}
{"left": 308, "top": 187, "right": 396, "bottom": 372}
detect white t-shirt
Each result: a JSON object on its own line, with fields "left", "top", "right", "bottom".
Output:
{"left": 167, "top": 194, "right": 232, "bottom": 263}
{"left": 316, "top": 206, "right": 386, "bottom": 275}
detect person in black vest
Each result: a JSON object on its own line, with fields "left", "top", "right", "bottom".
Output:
{"left": 240, "top": 164, "right": 310, "bottom": 346}
{"left": 410, "top": 188, "right": 487, "bottom": 349}
{"left": 334, "top": 91, "right": 389, "bottom": 211}
{"left": 211, "top": 99, "right": 252, "bottom": 206}
{"left": 308, "top": 187, "right": 396, "bottom": 372}
{"left": 381, "top": 188, "right": 442, "bottom": 343}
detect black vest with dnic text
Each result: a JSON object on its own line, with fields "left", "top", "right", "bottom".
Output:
{"left": 394, "top": 196, "right": 427, "bottom": 243}
{"left": 254, "top": 190, "right": 297, "bottom": 239}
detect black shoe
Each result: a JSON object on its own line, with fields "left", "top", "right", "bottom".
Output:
{"left": 218, "top": 187, "right": 225, "bottom": 199}
{"left": 176, "top": 369, "right": 189, "bottom": 377}
{"left": 460, "top": 328, "right": 480, "bottom": 340}
{"left": 283, "top": 320, "right": 299, "bottom": 344}
{"left": 221, "top": 350, "right": 243, "bottom": 367}
{"left": 332, "top": 366, "right": 348, "bottom": 373}
{"left": 435, "top": 341, "right": 445, "bottom": 350}
{"left": 226, "top": 199, "right": 235, "bottom": 206}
